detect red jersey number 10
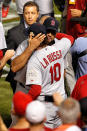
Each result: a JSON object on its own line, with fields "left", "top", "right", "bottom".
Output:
{"left": 50, "top": 63, "right": 61, "bottom": 84}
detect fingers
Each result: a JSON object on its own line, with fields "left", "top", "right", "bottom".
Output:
{"left": 38, "top": 34, "right": 46, "bottom": 43}
{"left": 35, "top": 33, "right": 46, "bottom": 43}
{"left": 34, "top": 33, "right": 42, "bottom": 39}
{"left": 35, "top": 33, "right": 46, "bottom": 39}
{"left": 70, "top": 9, "right": 82, "bottom": 17}
{"left": 29, "top": 33, "right": 46, "bottom": 44}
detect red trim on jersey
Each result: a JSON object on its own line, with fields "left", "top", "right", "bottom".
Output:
{"left": 28, "top": 85, "right": 41, "bottom": 100}
{"left": 0, "top": 50, "right": 3, "bottom": 60}
{"left": 56, "top": 33, "right": 74, "bottom": 45}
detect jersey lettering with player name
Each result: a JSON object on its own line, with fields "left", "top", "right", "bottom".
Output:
{"left": 40, "top": 50, "right": 62, "bottom": 69}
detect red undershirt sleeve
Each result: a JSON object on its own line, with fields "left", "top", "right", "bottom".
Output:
{"left": 56, "top": 33, "right": 74, "bottom": 45}
{"left": 28, "top": 85, "right": 41, "bottom": 100}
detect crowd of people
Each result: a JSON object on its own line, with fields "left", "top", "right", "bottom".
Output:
{"left": 1, "top": 0, "right": 87, "bottom": 131}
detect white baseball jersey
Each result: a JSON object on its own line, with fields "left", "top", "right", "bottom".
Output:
{"left": 0, "top": 22, "right": 7, "bottom": 49}
{"left": 26, "top": 38, "right": 71, "bottom": 97}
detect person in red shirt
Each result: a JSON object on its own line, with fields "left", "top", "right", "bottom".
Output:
{"left": 71, "top": 74, "right": 87, "bottom": 127}
{"left": 71, "top": 74, "right": 87, "bottom": 100}
{"left": 8, "top": 91, "right": 32, "bottom": 131}
{"left": 66, "top": 0, "right": 87, "bottom": 39}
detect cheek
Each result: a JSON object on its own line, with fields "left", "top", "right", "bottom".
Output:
{"left": 33, "top": 14, "right": 38, "bottom": 19}
{"left": 24, "top": 15, "right": 28, "bottom": 20}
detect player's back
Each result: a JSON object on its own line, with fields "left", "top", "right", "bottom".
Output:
{"left": 26, "top": 38, "right": 70, "bottom": 97}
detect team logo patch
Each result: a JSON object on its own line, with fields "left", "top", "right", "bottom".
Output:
{"left": 51, "top": 20, "right": 55, "bottom": 26}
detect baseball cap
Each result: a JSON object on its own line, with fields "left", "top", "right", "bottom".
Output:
{"left": 13, "top": 91, "right": 32, "bottom": 116}
{"left": 25, "top": 22, "right": 46, "bottom": 36}
{"left": 43, "top": 17, "right": 59, "bottom": 32}
{"left": 25, "top": 100, "right": 46, "bottom": 124}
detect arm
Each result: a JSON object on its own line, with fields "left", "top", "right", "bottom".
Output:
{"left": 53, "top": 92, "right": 64, "bottom": 106}
{"left": 56, "top": 33, "right": 74, "bottom": 45}
{"left": 0, "top": 50, "right": 15, "bottom": 70}
{"left": 11, "top": 33, "right": 46, "bottom": 72}
{"left": 28, "top": 85, "right": 41, "bottom": 100}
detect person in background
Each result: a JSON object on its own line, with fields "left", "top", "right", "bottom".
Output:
{"left": 71, "top": 36, "right": 87, "bottom": 80}
{"left": 71, "top": 74, "right": 87, "bottom": 101}
{"left": 71, "top": 74, "right": 87, "bottom": 128}
{"left": 0, "top": 50, "right": 15, "bottom": 71}
{"left": 79, "top": 97, "right": 87, "bottom": 131}
{"left": 25, "top": 100, "right": 52, "bottom": 131}
{"left": 2, "top": 0, "right": 11, "bottom": 18}
{"left": 66, "top": 0, "right": 87, "bottom": 39}
{"left": 0, "top": 22, "right": 15, "bottom": 73}
{"left": 15, "top": 0, "right": 54, "bottom": 23}
{"left": 8, "top": 91, "right": 32, "bottom": 131}
{"left": 6, "top": 1, "right": 40, "bottom": 93}
{"left": 35, "top": 0, "right": 54, "bottom": 19}
{"left": 15, "top": 0, "right": 34, "bottom": 23}
{"left": 0, "top": 22, "right": 7, "bottom": 50}
{"left": 54, "top": 97, "right": 81, "bottom": 131}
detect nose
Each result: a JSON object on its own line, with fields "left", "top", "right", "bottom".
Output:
{"left": 28, "top": 13, "right": 32, "bottom": 19}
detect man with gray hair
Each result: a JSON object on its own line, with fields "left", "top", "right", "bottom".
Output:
{"left": 54, "top": 97, "right": 81, "bottom": 131}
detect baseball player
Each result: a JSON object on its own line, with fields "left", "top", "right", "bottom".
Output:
{"left": 25, "top": 22, "right": 74, "bottom": 129}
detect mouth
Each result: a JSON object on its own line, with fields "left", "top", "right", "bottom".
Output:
{"left": 28, "top": 19, "right": 33, "bottom": 22}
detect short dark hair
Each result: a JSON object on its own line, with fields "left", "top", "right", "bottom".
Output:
{"left": 23, "top": 1, "right": 39, "bottom": 13}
